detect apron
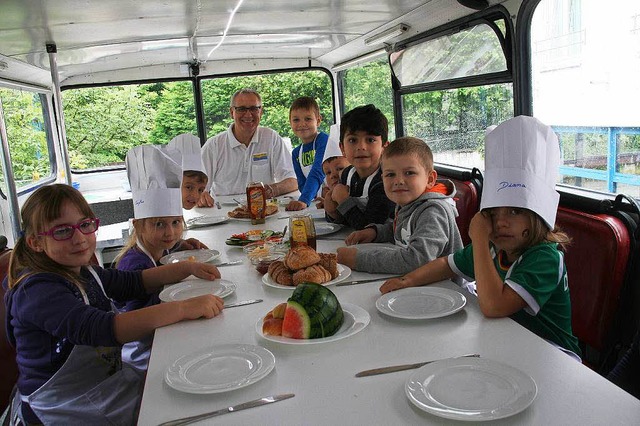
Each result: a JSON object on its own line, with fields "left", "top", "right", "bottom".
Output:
{"left": 394, "top": 210, "right": 416, "bottom": 248}
{"left": 12, "top": 267, "right": 143, "bottom": 425}
{"left": 120, "top": 241, "right": 159, "bottom": 372}
{"left": 345, "top": 167, "right": 377, "bottom": 207}
{"left": 298, "top": 135, "right": 317, "bottom": 178}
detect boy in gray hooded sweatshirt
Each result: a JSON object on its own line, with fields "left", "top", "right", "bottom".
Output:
{"left": 337, "top": 137, "right": 463, "bottom": 274}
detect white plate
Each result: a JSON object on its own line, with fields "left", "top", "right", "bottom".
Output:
{"left": 159, "top": 279, "right": 236, "bottom": 302}
{"left": 261, "top": 264, "right": 351, "bottom": 290}
{"left": 255, "top": 303, "right": 370, "bottom": 345}
{"left": 228, "top": 213, "right": 279, "bottom": 222}
{"left": 186, "top": 215, "right": 229, "bottom": 228}
{"left": 276, "top": 196, "right": 296, "bottom": 206}
{"left": 165, "top": 344, "right": 275, "bottom": 394}
{"left": 315, "top": 223, "right": 343, "bottom": 236}
{"left": 158, "top": 249, "right": 221, "bottom": 265}
{"left": 406, "top": 357, "right": 537, "bottom": 421}
{"left": 376, "top": 287, "right": 466, "bottom": 319}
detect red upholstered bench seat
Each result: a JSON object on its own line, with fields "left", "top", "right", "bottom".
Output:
{"left": 556, "top": 206, "right": 632, "bottom": 369}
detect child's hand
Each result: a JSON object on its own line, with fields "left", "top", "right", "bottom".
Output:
{"left": 345, "top": 228, "right": 375, "bottom": 246}
{"left": 323, "top": 188, "right": 338, "bottom": 216}
{"left": 180, "top": 294, "right": 224, "bottom": 319}
{"left": 379, "top": 276, "right": 411, "bottom": 294}
{"left": 469, "top": 211, "right": 493, "bottom": 244}
{"left": 197, "top": 191, "right": 215, "bottom": 208}
{"left": 314, "top": 196, "right": 325, "bottom": 209}
{"left": 286, "top": 200, "right": 307, "bottom": 211}
{"left": 336, "top": 247, "right": 357, "bottom": 268}
{"left": 189, "top": 262, "right": 221, "bottom": 280}
{"left": 179, "top": 238, "right": 208, "bottom": 250}
{"left": 331, "top": 184, "right": 350, "bottom": 204}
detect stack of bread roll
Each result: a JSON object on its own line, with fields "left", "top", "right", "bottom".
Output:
{"left": 267, "top": 246, "right": 338, "bottom": 286}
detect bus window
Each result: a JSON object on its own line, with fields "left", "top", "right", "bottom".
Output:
{"left": 62, "top": 81, "right": 196, "bottom": 171}
{"left": 0, "top": 87, "right": 54, "bottom": 192}
{"left": 531, "top": 0, "right": 640, "bottom": 196}
{"left": 200, "top": 69, "right": 334, "bottom": 147}
{"left": 340, "top": 59, "right": 396, "bottom": 140}
{"left": 390, "top": 18, "right": 514, "bottom": 170}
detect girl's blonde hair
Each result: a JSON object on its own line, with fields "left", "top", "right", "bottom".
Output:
{"left": 112, "top": 217, "right": 185, "bottom": 267}
{"left": 8, "top": 184, "right": 96, "bottom": 289}
{"left": 524, "top": 210, "right": 571, "bottom": 251}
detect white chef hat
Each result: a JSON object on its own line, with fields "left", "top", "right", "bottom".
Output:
{"left": 168, "top": 133, "right": 206, "bottom": 174}
{"left": 480, "top": 115, "right": 560, "bottom": 229}
{"left": 126, "top": 145, "right": 183, "bottom": 219}
{"left": 322, "top": 123, "right": 344, "bottom": 163}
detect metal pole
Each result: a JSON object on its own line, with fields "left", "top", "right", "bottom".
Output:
{"left": 46, "top": 43, "right": 72, "bottom": 184}
{"left": 0, "top": 98, "right": 22, "bottom": 244}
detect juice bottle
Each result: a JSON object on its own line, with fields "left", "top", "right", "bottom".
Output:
{"left": 246, "top": 182, "right": 266, "bottom": 224}
{"left": 289, "top": 213, "right": 316, "bottom": 250}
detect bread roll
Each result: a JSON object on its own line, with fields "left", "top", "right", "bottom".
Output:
{"left": 318, "top": 253, "right": 338, "bottom": 279}
{"left": 283, "top": 246, "right": 321, "bottom": 270}
{"left": 268, "top": 261, "right": 293, "bottom": 286}
{"left": 292, "top": 264, "right": 332, "bottom": 286}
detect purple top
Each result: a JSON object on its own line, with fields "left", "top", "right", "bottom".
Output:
{"left": 3, "top": 266, "right": 145, "bottom": 399}
{"left": 117, "top": 246, "right": 162, "bottom": 311}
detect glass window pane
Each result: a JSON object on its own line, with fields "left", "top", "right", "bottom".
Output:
{"left": 200, "top": 70, "right": 333, "bottom": 148}
{"left": 391, "top": 23, "right": 507, "bottom": 87}
{"left": 402, "top": 84, "right": 513, "bottom": 169}
{"left": 531, "top": 0, "right": 640, "bottom": 196}
{"left": 341, "top": 59, "right": 396, "bottom": 140}
{"left": 0, "top": 87, "right": 53, "bottom": 191}
{"left": 62, "top": 81, "right": 196, "bottom": 170}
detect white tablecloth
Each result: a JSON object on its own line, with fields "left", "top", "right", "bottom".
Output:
{"left": 137, "top": 201, "right": 640, "bottom": 425}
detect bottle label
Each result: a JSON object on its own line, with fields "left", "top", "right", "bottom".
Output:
{"left": 291, "top": 219, "right": 307, "bottom": 244}
{"left": 248, "top": 187, "right": 265, "bottom": 218}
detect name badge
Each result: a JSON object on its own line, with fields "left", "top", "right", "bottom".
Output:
{"left": 252, "top": 152, "right": 268, "bottom": 162}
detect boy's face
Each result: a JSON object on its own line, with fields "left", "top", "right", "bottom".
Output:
{"left": 382, "top": 153, "right": 436, "bottom": 207}
{"left": 182, "top": 175, "right": 207, "bottom": 210}
{"left": 322, "top": 157, "right": 350, "bottom": 190}
{"left": 290, "top": 107, "right": 321, "bottom": 144}
{"left": 340, "top": 130, "right": 386, "bottom": 177}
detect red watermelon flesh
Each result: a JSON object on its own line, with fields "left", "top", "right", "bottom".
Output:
{"left": 281, "top": 301, "right": 311, "bottom": 339}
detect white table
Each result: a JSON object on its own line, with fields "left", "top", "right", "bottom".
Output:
{"left": 137, "top": 203, "right": 640, "bottom": 425}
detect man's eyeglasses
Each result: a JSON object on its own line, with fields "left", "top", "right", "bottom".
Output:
{"left": 232, "top": 105, "right": 262, "bottom": 114}
{"left": 38, "top": 218, "right": 100, "bottom": 241}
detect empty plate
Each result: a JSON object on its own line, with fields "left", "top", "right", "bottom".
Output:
{"left": 406, "top": 357, "right": 537, "bottom": 421}
{"left": 159, "top": 279, "right": 236, "bottom": 302}
{"left": 165, "top": 344, "right": 275, "bottom": 394}
{"left": 376, "top": 286, "right": 466, "bottom": 319}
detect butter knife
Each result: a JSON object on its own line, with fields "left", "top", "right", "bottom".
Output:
{"left": 355, "top": 354, "right": 480, "bottom": 377}
{"left": 336, "top": 276, "right": 403, "bottom": 287}
{"left": 158, "top": 393, "right": 295, "bottom": 426}
{"left": 225, "top": 299, "right": 263, "bottom": 308}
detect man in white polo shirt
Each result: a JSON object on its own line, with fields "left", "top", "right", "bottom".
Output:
{"left": 197, "top": 88, "right": 298, "bottom": 207}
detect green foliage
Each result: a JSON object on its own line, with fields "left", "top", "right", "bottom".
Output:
{"left": 0, "top": 88, "right": 51, "bottom": 188}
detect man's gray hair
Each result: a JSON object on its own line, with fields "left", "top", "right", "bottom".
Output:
{"left": 230, "top": 88, "right": 262, "bottom": 107}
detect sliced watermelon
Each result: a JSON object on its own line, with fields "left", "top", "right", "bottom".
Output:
{"left": 281, "top": 283, "right": 344, "bottom": 339}
{"left": 282, "top": 301, "right": 311, "bottom": 339}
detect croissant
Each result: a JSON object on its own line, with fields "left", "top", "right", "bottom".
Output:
{"left": 292, "top": 264, "right": 332, "bottom": 286}
{"left": 318, "top": 253, "right": 338, "bottom": 279}
{"left": 283, "top": 246, "right": 321, "bottom": 270}
{"left": 268, "top": 261, "right": 294, "bottom": 286}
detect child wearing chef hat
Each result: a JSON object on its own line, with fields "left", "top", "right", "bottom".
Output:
{"left": 379, "top": 116, "right": 581, "bottom": 361}
{"left": 115, "top": 144, "right": 222, "bottom": 371}
{"left": 168, "top": 133, "right": 209, "bottom": 210}
{"left": 315, "top": 123, "right": 350, "bottom": 209}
